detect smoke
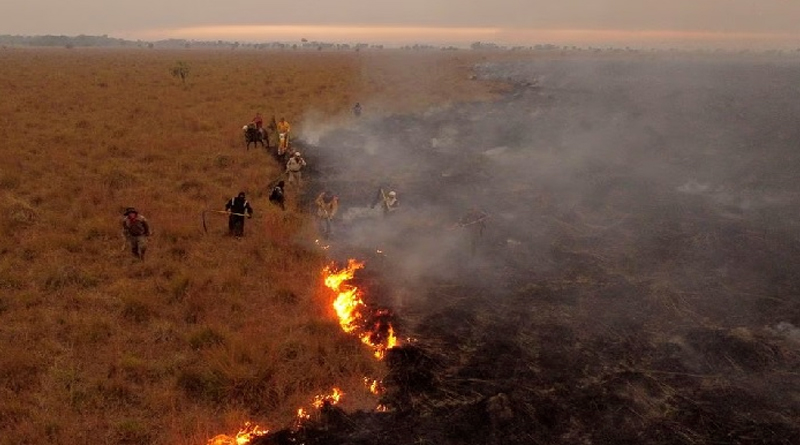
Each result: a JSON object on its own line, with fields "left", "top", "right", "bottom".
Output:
{"left": 298, "top": 53, "right": 800, "bottom": 335}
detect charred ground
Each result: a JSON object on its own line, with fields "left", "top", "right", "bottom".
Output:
{"left": 259, "top": 54, "right": 800, "bottom": 444}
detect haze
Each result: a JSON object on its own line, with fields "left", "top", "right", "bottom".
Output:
{"left": 3, "top": 1, "right": 800, "bottom": 49}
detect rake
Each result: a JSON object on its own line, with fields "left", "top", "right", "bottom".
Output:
{"left": 202, "top": 210, "right": 252, "bottom": 234}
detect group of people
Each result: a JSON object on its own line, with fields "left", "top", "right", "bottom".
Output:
{"left": 121, "top": 108, "right": 487, "bottom": 259}
{"left": 312, "top": 186, "right": 400, "bottom": 238}
{"left": 250, "top": 112, "right": 292, "bottom": 154}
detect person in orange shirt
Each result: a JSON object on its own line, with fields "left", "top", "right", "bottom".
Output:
{"left": 276, "top": 117, "right": 291, "bottom": 155}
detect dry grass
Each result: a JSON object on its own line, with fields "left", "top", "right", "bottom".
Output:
{"left": 0, "top": 47, "right": 511, "bottom": 444}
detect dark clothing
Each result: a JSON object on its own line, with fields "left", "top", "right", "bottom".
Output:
{"left": 225, "top": 196, "right": 253, "bottom": 237}
{"left": 269, "top": 184, "right": 285, "bottom": 210}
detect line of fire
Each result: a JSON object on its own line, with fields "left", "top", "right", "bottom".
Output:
{"left": 207, "top": 258, "right": 398, "bottom": 445}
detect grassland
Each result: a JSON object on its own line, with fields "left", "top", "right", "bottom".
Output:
{"left": 0, "top": 47, "right": 512, "bottom": 444}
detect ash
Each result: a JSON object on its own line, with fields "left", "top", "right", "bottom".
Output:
{"left": 267, "top": 53, "right": 800, "bottom": 444}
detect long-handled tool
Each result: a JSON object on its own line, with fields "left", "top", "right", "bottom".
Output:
{"left": 202, "top": 210, "right": 251, "bottom": 234}
{"left": 267, "top": 172, "right": 287, "bottom": 189}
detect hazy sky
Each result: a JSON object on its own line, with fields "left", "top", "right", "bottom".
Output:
{"left": 3, "top": 1, "right": 800, "bottom": 48}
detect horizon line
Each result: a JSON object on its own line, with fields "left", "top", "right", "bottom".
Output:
{"left": 120, "top": 25, "right": 800, "bottom": 50}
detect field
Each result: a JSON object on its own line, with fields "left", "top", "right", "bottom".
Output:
{"left": 3, "top": 46, "right": 800, "bottom": 445}
{"left": 254, "top": 51, "right": 800, "bottom": 444}
{"left": 0, "top": 47, "right": 509, "bottom": 444}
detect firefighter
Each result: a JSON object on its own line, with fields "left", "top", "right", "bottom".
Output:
{"left": 225, "top": 192, "right": 253, "bottom": 237}
{"left": 353, "top": 102, "right": 362, "bottom": 117}
{"left": 458, "top": 207, "right": 489, "bottom": 255}
{"left": 371, "top": 188, "right": 399, "bottom": 216}
{"left": 121, "top": 207, "right": 151, "bottom": 260}
{"left": 315, "top": 190, "right": 339, "bottom": 238}
{"left": 252, "top": 112, "right": 265, "bottom": 138}
{"left": 276, "top": 117, "right": 291, "bottom": 155}
{"left": 269, "top": 180, "right": 286, "bottom": 211}
{"left": 285, "top": 151, "right": 307, "bottom": 186}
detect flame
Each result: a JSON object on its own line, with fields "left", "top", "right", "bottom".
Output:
{"left": 324, "top": 259, "right": 365, "bottom": 333}
{"left": 206, "top": 422, "right": 268, "bottom": 445}
{"left": 364, "top": 377, "right": 383, "bottom": 395}
{"left": 322, "top": 259, "right": 400, "bottom": 359}
{"left": 206, "top": 258, "right": 397, "bottom": 444}
{"left": 312, "top": 387, "right": 344, "bottom": 408}
{"left": 296, "top": 407, "right": 309, "bottom": 420}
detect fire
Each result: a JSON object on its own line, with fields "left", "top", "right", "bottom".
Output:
{"left": 206, "top": 259, "right": 396, "bottom": 444}
{"left": 312, "top": 387, "right": 344, "bottom": 408}
{"left": 206, "top": 422, "right": 268, "bottom": 445}
{"left": 322, "top": 259, "right": 400, "bottom": 358}
{"left": 364, "top": 377, "right": 383, "bottom": 395}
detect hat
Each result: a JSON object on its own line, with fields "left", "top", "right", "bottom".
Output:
{"left": 388, "top": 191, "right": 396, "bottom": 197}
{"left": 293, "top": 152, "right": 301, "bottom": 157}
{"left": 124, "top": 207, "right": 137, "bottom": 216}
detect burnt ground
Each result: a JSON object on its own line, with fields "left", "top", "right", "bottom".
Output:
{"left": 257, "top": 54, "right": 800, "bottom": 444}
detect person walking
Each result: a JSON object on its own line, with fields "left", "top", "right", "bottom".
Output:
{"left": 372, "top": 188, "right": 399, "bottom": 216}
{"left": 458, "top": 207, "right": 489, "bottom": 255}
{"left": 276, "top": 117, "right": 291, "bottom": 156}
{"left": 252, "top": 112, "right": 265, "bottom": 139}
{"left": 315, "top": 190, "right": 339, "bottom": 238}
{"left": 225, "top": 192, "right": 253, "bottom": 237}
{"left": 285, "top": 151, "right": 307, "bottom": 186}
{"left": 121, "top": 207, "right": 151, "bottom": 260}
{"left": 269, "top": 181, "right": 286, "bottom": 211}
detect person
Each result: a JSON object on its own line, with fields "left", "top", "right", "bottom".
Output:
{"left": 269, "top": 180, "right": 286, "bottom": 211}
{"left": 121, "top": 207, "right": 151, "bottom": 260}
{"left": 276, "top": 117, "right": 291, "bottom": 155}
{"left": 371, "top": 188, "right": 399, "bottom": 216}
{"left": 315, "top": 190, "right": 339, "bottom": 238}
{"left": 353, "top": 102, "right": 362, "bottom": 117}
{"left": 224, "top": 192, "right": 253, "bottom": 237}
{"left": 285, "top": 151, "right": 307, "bottom": 186}
{"left": 252, "top": 112, "right": 265, "bottom": 138}
{"left": 458, "top": 207, "right": 489, "bottom": 255}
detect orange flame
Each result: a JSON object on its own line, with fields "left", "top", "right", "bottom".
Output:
{"left": 322, "top": 259, "right": 400, "bottom": 359}
{"left": 206, "top": 422, "right": 268, "bottom": 445}
{"left": 312, "top": 387, "right": 344, "bottom": 409}
{"left": 364, "top": 377, "right": 383, "bottom": 395}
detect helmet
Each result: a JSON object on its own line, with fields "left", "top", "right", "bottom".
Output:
{"left": 388, "top": 191, "right": 396, "bottom": 197}
{"left": 238, "top": 192, "right": 246, "bottom": 198}
{"left": 124, "top": 207, "right": 137, "bottom": 216}
{"left": 293, "top": 152, "right": 301, "bottom": 157}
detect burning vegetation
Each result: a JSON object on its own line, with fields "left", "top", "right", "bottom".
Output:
{"left": 239, "top": 54, "right": 800, "bottom": 444}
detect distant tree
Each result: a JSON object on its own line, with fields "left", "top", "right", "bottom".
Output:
{"left": 170, "top": 61, "right": 190, "bottom": 85}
